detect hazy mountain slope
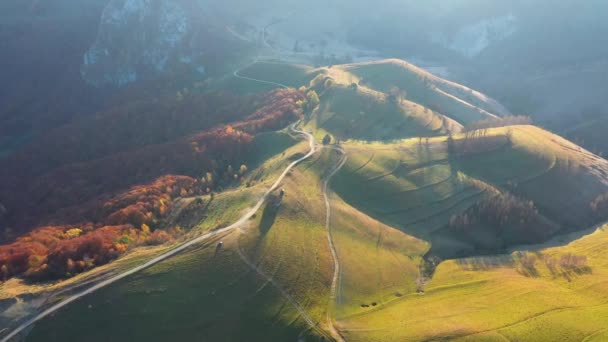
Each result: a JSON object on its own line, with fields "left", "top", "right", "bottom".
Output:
{"left": 0, "top": 0, "right": 108, "bottom": 155}
{"left": 343, "top": 60, "right": 507, "bottom": 125}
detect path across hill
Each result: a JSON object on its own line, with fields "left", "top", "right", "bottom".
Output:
{"left": 0, "top": 124, "right": 316, "bottom": 342}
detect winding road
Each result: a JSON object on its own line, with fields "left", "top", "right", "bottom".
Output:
{"left": 0, "top": 124, "right": 316, "bottom": 342}
{"left": 4, "top": 35, "right": 349, "bottom": 341}
{"left": 233, "top": 61, "right": 290, "bottom": 89}
{"left": 322, "top": 146, "right": 348, "bottom": 342}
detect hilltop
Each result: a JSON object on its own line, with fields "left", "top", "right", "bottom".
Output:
{"left": 226, "top": 59, "right": 510, "bottom": 142}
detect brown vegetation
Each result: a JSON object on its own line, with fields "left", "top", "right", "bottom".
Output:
{"left": 448, "top": 192, "right": 552, "bottom": 248}
{"left": 542, "top": 253, "right": 591, "bottom": 280}
{"left": 447, "top": 131, "right": 509, "bottom": 156}
{"left": 0, "top": 88, "right": 305, "bottom": 282}
{"left": 0, "top": 175, "right": 198, "bottom": 281}
{"left": 0, "top": 89, "right": 304, "bottom": 237}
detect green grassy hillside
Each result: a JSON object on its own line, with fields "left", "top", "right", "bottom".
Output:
{"left": 342, "top": 59, "right": 508, "bottom": 125}
{"left": 16, "top": 125, "right": 608, "bottom": 342}
{"left": 24, "top": 140, "right": 330, "bottom": 342}
{"left": 311, "top": 84, "right": 447, "bottom": 141}
{"left": 338, "top": 224, "right": 608, "bottom": 342}
{"left": 22, "top": 138, "right": 430, "bottom": 342}
{"left": 332, "top": 125, "right": 608, "bottom": 258}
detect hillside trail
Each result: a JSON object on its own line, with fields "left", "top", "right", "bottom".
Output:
{"left": 232, "top": 26, "right": 350, "bottom": 338}
{"left": 233, "top": 62, "right": 290, "bottom": 89}
{"left": 232, "top": 17, "right": 291, "bottom": 89}
{"left": 234, "top": 231, "right": 330, "bottom": 340}
{"left": 322, "top": 145, "right": 348, "bottom": 342}
{"left": 233, "top": 143, "right": 349, "bottom": 342}
{"left": 0, "top": 124, "right": 316, "bottom": 342}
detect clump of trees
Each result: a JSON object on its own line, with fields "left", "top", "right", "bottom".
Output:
{"left": 517, "top": 252, "right": 539, "bottom": 277}
{"left": 449, "top": 116, "right": 532, "bottom": 156}
{"left": 450, "top": 193, "right": 538, "bottom": 230}
{"left": 101, "top": 175, "right": 200, "bottom": 228}
{"left": 541, "top": 253, "right": 590, "bottom": 280}
{"left": 0, "top": 222, "right": 184, "bottom": 281}
{"left": 200, "top": 163, "right": 249, "bottom": 193}
{"left": 0, "top": 88, "right": 308, "bottom": 283}
{"left": 465, "top": 115, "right": 532, "bottom": 132}
{"left": 447, "top": 128, "right": 512, "bottom": 156}
{"left": 516, "top": 252, "right": 591, "bottom": 279}
{"left": 296, "top": 90, "right": 320, "bottom": 112}
{"left": 449, "top": 192, "right": 548, "bottom": 247}
{"left": 0, "top": 175, "right": 199, "bottom": 281}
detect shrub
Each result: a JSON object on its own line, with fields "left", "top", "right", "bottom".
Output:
{"left": 145, "top": 230, "right": 175, "bottom": 246}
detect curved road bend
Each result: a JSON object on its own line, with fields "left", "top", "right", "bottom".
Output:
{"left": 233, "top": 61, "right": 290, "bottom": 89}
{"left": 0, "top": 124, "right": 316, "bottom": 342}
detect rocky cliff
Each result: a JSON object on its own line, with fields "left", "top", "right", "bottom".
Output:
{"left": 82, "top": 0, "right": 209, "bottom": 86}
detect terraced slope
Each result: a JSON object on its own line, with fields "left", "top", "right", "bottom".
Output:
{"left": 332, "top": 125, "right": 608, "bottom": 258}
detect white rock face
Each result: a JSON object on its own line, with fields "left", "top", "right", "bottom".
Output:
{"left": 434, "top": 14, "right": 518, "bottom": 58}
{"left": 82, "top": 0, "right": 204, "bottom": 86}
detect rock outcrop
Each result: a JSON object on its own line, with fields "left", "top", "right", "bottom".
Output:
{"left": 82, "top": 0, "right": 207, "bottom": 86}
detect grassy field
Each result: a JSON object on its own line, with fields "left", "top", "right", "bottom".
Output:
{"left": 342, "top": 59, "right": 507, "bottom": 125}
{"left": 338, "top": 224, "right": 608, "bottom": 342}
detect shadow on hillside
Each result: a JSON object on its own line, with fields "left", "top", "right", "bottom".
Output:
{"left": 455, "top": 255, "right": 515, "bottom": 271}
{"left": 259, "top": 203, "right": 279, "bottom": 236}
